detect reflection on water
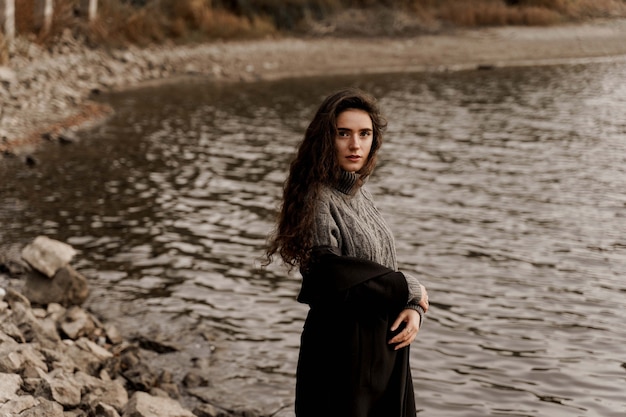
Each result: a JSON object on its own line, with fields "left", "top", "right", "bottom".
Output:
{"left": 2, "top": 60, "right": 626, "bottom": 416}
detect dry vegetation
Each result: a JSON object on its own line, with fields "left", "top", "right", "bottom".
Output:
{"left": 7, "top": 0, "right": 626, "bottom": 47}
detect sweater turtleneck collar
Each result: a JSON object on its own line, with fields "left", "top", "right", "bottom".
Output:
{"left": 334, "top": 170, "right": 360, "bottom": 195}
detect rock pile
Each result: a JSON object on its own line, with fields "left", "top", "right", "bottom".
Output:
{"left": 0, "top": 236, "right": 259, "bottom": 417}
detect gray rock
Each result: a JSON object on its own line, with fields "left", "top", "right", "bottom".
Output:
{"left": 7, "top": 297, "right": 61, "bottom": 347}
{"left": 4, "top": 287, "right": 30, "bottom": 306}
{"left": 17, "top": 396, "right": 65, "bottom": 417}
{"left": 46, "top": 302, "right": 66, "bottom": 322}
{"left": 39, "top": 346, "right": 78, "bottom": 373}
{"left": 122, "top": 361, "right": 158, "bottom": 392}
{"left": 61, "top": 339, "right": 110, "bottom": 375}
{"left": 43, "top": 369, "right": 83, "bottom": 407}
{"left": 0, "top": 343, "right": 47, "bottom": 374}
{"left": 21, "top": 236, "right": 77, "bottom": 278}
{"left": 95, "top": 402, "right": 122, "bottom": 417}
{"left": 182, "top": 370, "right": 210, "bottom": 388}
{"left": 22, "top": 265, "right": 89, "bottom": 307}
{"left": 60, "top": 306, "right": 96, "bottom": 339}
{"left": 75, "top": 337, "right": 113, "bottom": 361}
{"left": 0, "top": 66, "right": 16, "bottom": 85}
{"left": 0, "top": 372, "right": 22, "bottom": 402}
{"left": 0, "top": 394, "right": 38, "bottom": 416}
{"left": 0, "top": 347, "right": 22, "bottom": 374}
{"left": 123, "top": 391, "right": 195, "bottom": 417}
{"left": 75, "top": 372, "right": 128, "bottom": 415}
{"left": 0, "top": 317, "right": 25, "bottom": 343}
{"left": 105, "top": 322, "right": 124, "bottom": 345}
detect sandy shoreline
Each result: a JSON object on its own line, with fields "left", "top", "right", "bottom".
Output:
{"left": 2, "top": 18, "right": 626, "bottom": 157}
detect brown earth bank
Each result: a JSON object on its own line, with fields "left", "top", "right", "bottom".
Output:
{"left": 2, "top": 18, "right": 626, "bottom": 159}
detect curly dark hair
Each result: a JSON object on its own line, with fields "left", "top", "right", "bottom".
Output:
{"left": 264, "top": 87, "right": 388, "bottom": 270}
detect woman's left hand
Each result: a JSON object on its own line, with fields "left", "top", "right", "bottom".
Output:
{"left": 388, "top": 308, "right": 421, "bottom": 350}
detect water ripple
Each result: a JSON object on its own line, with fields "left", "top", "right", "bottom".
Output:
{"left": 2, "top": 61, "right": 626, "bottom": 416}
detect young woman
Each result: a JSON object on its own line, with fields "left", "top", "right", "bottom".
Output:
{"left": 265, "top": 88, "right": 429, "bottom": 417}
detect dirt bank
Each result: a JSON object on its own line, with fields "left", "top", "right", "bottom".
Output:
{"left": 1, "top": 18, "right": 626, "bottom": 157}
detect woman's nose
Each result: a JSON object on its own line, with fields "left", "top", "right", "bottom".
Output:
{"left": 348, "top": 135, "right": 360, "bottom": 149}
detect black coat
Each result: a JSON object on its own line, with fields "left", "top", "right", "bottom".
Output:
{"left": 295, "top": 246, "right": 416, "bottom": 417}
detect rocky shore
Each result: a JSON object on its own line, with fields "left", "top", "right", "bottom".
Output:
{"left": 2, "top": 18, "right": 626, "bottom": 159}
{"left": 2, "top": 17, "right": 626, "bottom": 417}
{"left": 0, "top": 237, "right": 258, "bottom": 417}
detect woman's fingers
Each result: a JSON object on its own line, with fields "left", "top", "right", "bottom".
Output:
{"left": 390, "top": 326, "right": 419, "bottom": 350}
{"left": 389, "top": 309, "right": 421, "bottom": 349}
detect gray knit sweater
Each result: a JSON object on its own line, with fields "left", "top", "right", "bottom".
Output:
{"left": 312, "top": 170, "right": 425, "bottom": 323}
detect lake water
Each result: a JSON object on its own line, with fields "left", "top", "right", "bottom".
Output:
{"left": 1, "top": 57, "right": 625, "bottom": 417}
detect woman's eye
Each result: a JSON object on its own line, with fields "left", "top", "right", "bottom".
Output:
{"left": 360, "top": 131, "right": 372, "bottom": 137}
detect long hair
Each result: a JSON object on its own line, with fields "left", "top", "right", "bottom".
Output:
{"left": 264, "top": 88, "right": 388, "bottom": 270}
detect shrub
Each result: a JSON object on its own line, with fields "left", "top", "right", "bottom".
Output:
{"left": 4, "top": 0, "right": 626, "bottom": 46}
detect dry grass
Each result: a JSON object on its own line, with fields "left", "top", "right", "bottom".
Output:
{"left": 505, "top": 0, "right": 626, "bottom": 20}
{"left": 565, "top": 0, "right": 626, "bottom": 19}
{"left": 420, "top": 0, "right": 626, "bottom": 25}
{"left": 435, "top": 0, "right": 563, "bottom": 26}
{"left": 6, "top": 0, "right": 626, "bottom": 46}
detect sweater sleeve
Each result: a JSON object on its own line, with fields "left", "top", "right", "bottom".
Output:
{"left": 402, "top": 272, "right": 426, "bottom": 327}
{"left": 403, "top": 272, "right": 422, "bottom": 304}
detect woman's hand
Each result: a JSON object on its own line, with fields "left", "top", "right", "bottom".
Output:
{"left": 388, "top": 308, "right": 421, "bottom": 350}
{"left": 419, "top": 284, "right": 429, "bottom": 313}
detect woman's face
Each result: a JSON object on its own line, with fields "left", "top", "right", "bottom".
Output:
{"left": 334, "top": 109, "right": 373, "bottom": 173}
